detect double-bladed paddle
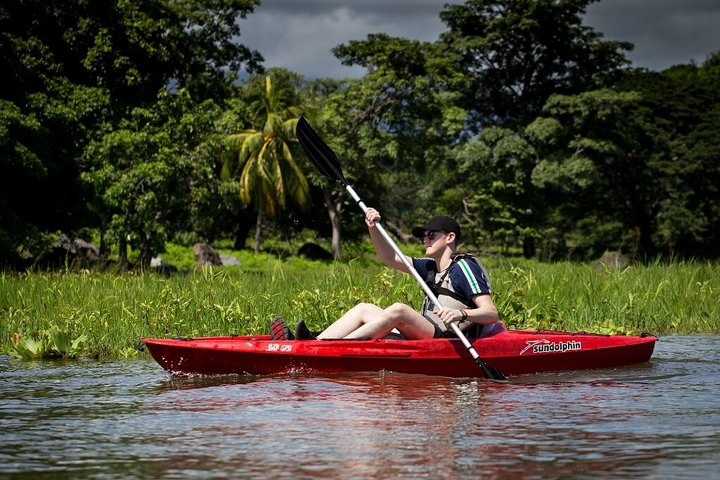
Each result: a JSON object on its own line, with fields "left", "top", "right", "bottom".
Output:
{"left": 296, "top": 116, "right": 507, "bottom": 381}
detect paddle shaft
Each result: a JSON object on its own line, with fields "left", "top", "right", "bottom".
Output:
{"left": 344, "top": 184, "right": 495, "bottom": 374}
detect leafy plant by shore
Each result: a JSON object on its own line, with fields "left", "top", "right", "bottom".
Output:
{"left": 1, "top": 256, "right": 718, "bottom": 359}
{"left": 9, "top": 326, "right": 87, "bottom": 360}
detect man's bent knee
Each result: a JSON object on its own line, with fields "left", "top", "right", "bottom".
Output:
{"left": 384, "top": 303, "right": 415, "bottom": 320}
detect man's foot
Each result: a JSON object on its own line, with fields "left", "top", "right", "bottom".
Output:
{"left": 294, "top": 319, "right": 317, "bottom": 340}
{"left": 269, "top": 316, "right": 294, "bottom": 340}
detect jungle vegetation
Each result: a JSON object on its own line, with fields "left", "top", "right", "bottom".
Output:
{"left": 2, "top": 0, "right": 719, "bottom": 269}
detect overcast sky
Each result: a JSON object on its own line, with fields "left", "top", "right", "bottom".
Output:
{"left": 238, "top": 0, "right": 720, "bottom": 79}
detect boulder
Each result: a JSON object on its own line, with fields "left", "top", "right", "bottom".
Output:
{"left": 193, "top": 243, "right": 222, "bottom": 266}
{"left": 72, "top": 238, "right": 101, "bottom": 260}
{"left": 220, "top": 254, "right": 241, "bottom": 266}
{"left": 595, "top": 250, "right": 630, "bottom": 270}
{"left": 54, "top": 234, "right": 101, "bottom": 260}
{"left": 37, "top": 234, "right": 105, "bottom": 269}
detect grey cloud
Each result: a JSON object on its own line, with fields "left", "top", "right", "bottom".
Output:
{"left": 240, "top": 0, "right": 720, "bottom": 78}
{"left": 585, "top": 0, "right": 720, "bottom": 69}
{"left": 240, "top": 0, "right": 455, "bottom": 78}
{"left": 251, "top": 0, "right": 456, "bottom": 17}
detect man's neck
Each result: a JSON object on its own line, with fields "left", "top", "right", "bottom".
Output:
{"left": 434, "top": 248, "right": 456, "bottom": 271}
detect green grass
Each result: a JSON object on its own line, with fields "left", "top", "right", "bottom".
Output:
{"left": 489, "top": 257, "right": 719, "bottom": 334}
{"left": 1, "top": 252, "right": 718, "bottom": 359}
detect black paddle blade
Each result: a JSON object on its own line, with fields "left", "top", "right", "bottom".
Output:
{"left": 296, "top": 116, "right": 347, "bottom": 185}
{"left": 479, "top": 360, "right": 508, "bottom": 381}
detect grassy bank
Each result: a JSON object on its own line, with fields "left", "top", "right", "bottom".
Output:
{"left": 1, "top": 255, "right": 718, "bottom": 359}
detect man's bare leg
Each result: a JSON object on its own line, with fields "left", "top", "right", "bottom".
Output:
{"left": 316, "top": 303, "right": 384, "bottom": 339}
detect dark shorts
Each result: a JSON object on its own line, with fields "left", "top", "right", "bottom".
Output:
{"left": 432, "top": 322, "right": 488, "bottom": 338}
{"left": 432, "top": 323, "right": 456, "bottom": 338}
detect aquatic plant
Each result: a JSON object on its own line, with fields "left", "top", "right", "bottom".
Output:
{"left": 9, "top": 326, "right": 87, "bottom": 360}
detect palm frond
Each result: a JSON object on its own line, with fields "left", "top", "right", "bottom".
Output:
{"left": 224, "top": 74, "right": 312, "bottom": 237}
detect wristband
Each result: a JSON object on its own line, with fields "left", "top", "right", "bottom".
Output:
{"left": 460, "top": 309, "right": 468, "bottom": 321}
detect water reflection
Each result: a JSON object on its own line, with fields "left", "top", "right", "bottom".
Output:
{"left": 142, "top": 373, "right": 505, "bottom": 478}
{"left": 1, "top": 335, "right": 719, "bottom": 479}
{"left": 139, "top": 368, "right": 687, "bottom": 478}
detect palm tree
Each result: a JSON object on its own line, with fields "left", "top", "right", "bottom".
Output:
{"left": 226, "top": 76, "right": 310, "bottom": 253}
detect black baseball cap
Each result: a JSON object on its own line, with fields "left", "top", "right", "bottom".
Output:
{"left": 411, "top": 216, "right": 461, "bottom": 239}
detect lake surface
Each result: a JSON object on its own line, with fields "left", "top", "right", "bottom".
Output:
{"left": 1, "top": 335, "right": 718, "bottom": 479}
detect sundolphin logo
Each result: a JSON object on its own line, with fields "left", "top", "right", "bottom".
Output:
{"left": 520, "top": 339, "right": 582, "bottom": 355}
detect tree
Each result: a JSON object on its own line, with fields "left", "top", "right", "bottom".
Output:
{"left": 0, "top": 0, "right": 262, "bottom": 267}
{"left": 83, "top": 89, "right": 223, "bottom": 268}
{"left": 325, "top": 3, "right": 633, "bottom": 256}
{"left": 225, "top": 74, "right": 310, "bottom": 253}
{"left": 617, "top": 55, "right": 720, "bottom": 256}
{"left": 0, "top": 0, "right": 113, "bottom": 265}
{"left": 439, "top": 0, "right": 632, "bottom": 130}
{"left": 526, "top": 89, "right": 664, "bottom": 258}
{"left": 307, "top": 35, "right": 466, "bottom": 258}
{"left": 452, "top": 127, "right": 538, "bottom": 254}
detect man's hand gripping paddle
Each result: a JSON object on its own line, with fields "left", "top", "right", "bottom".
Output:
{"left": 296, "top": 116, "right": 507, "bottom": 381}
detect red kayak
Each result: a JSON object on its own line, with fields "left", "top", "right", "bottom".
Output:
{"left": 143, "top": 329, "right": 656, "bottom": 378}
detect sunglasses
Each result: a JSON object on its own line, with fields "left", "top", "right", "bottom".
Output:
{"left": 421, "top": 230, "right": 447, "bottom": 243}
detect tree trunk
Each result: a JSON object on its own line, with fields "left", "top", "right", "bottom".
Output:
{"left": 137, "top": 233, "right": 152, "bottom": 268}
{"left": 99, "top": 214, "right": 108, "bottom": 257}
{"left": 323, "top": 188, "right": 342, "bottom": 260}
{"left": 625, "top": 187, "right": 653, "bottom": 259}
{"left": 118, "top": 236, "right": 129, "bottom": 271}
{"left": 523, "top": 235, "right": 536, "bottom": 259}
{"left": 233, "top": 222, "right": 252, "bottom": 250}
{"left": 254, "top": 201, "right": 264, "bottom": 255}
{"left": 384, "top": 221, "right": 413, "bottom": 244}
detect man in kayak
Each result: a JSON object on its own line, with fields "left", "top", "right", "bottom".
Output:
{"left": 269, "top": 208, "right": 504, "bottom": 340}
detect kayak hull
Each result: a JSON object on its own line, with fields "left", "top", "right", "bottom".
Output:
{"left": 142, "top": 330, "right": 657, "bottom": 378}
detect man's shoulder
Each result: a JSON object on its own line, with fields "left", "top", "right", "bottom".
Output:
{"left": 453, "top": 253, "right": 479, "bottom": 263}
{"left": 451, "top": 254, "right": 488, "bottom": 278}
{"left": 412, "top": 257, "right": 436, "bottom": 272}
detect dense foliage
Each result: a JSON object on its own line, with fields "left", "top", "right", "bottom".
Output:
{"left": 1, "top": 0, "right": 719, "bottom": 269}
{"left": 1, "top": 0, "right": 261, "bottom": 267}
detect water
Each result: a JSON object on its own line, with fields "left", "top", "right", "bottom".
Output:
{"left": 1, "top": 335, "right": 718, "bottom": 479}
